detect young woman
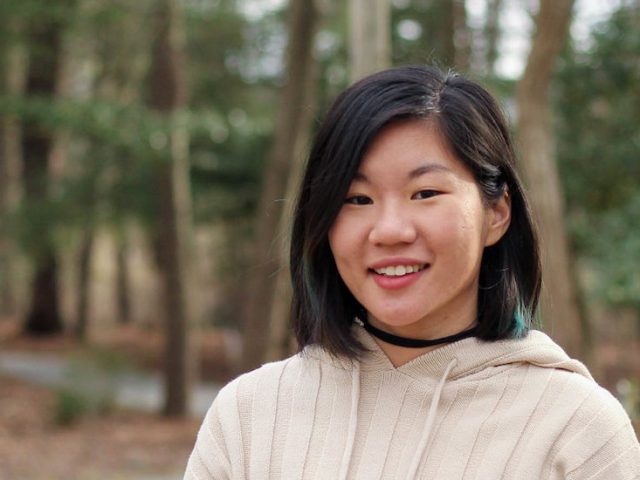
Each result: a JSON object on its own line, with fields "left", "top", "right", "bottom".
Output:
{"left": 184, "top": 66, "right": 640, "bottom": 479}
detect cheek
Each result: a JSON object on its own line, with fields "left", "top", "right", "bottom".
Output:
{"left": 328, "top": 216, "right": 352, "bottom": 271}
{"left": 328, "top": 215, "right": 367, "bottom": 289}
{"left": 432, "top": 205, "right": 486, "bottom": 257}
{"left": 329, "top": 213, "right": 360, "bottom": 256}
{"left": 327, "top": 219, "right": 343, "bottom": 260}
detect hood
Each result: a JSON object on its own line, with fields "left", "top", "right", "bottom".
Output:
{"left": 315, "top": 325, "right": 593, "bottom": 382}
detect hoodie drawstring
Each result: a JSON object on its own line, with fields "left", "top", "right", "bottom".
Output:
{"left": 405, "top": 358, "right": 458, "bottom": 479}
{"left": 338, "top": 360, "right": 361, "bottom": 480}
{"left": 337, "top": 357, "right": 458, "bottom": 480}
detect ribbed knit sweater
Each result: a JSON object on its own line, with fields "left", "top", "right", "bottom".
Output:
{"left": 184, "top": 327, "right": 640, "bottom": 479}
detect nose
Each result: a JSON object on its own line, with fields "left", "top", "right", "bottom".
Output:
{"left": 368, "top": 203, "right": 417, "bottom": 245}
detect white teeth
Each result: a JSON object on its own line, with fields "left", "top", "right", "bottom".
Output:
{"left": 374, "top": 264, "right": 425, "bottom": 276}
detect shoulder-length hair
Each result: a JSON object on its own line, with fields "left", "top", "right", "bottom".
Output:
{"left": 290, "top": 65, "right": 541, "bottom": 358}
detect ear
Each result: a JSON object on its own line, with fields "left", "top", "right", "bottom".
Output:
{"left": 484, "top": 190, "right": 511, "bottom": 247}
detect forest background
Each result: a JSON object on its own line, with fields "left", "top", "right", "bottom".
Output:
{"left": 0, "top": 0, "right": 639, "bottom": 478}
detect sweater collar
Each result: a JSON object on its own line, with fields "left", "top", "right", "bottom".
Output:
{"left": 302, "top": 324, "right": 591, "bottom": 382}
{"left": 353, "top": 324, "right": 592, "bottom": 381}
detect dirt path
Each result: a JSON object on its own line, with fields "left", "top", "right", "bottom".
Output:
{"left": 0, "top": 374, "right": 201, "bottom": 480}
{"left": 0, "top": 351, "right": 219, "bottom": 417}
{"left": 0, "top": 321, "right": 233, "bottom": 479}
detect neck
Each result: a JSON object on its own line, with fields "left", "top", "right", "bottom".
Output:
{"left": 357, "top": 317, "right": 478, "bottom": 367}
{"left": 377, "top": 340, "right": 441, "bottom": 367}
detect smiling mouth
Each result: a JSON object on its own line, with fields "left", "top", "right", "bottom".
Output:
{"left": 372, "top": 264, "right": 427, "bottom": 277}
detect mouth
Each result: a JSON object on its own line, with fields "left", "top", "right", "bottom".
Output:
{"left": 371, "top": 264, "right": 428, "bottom": 277}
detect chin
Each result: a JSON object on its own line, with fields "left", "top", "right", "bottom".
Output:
{"left": 369, "top": 310, "right": 425, "bottom": 330}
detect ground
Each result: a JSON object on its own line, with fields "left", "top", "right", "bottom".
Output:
{"left": 0, "top": 375, "right": 200, "bottom": 480}
{"left": 0, "top": 320, "right": 238, "bottom": 480}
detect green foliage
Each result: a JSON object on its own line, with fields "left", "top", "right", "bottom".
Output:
{"left": 1, "top": 0, "right": 282, "bottom": 256}
{"left": 0, "top": 95, "right": 164, "bottom": 254}
{"left": 0, "top": 89, "right": 272, "bottom": 254}
{"left": 54, "top": 388, "right": 90, "bottom": 426}
{"left": 53, "top": 348, "right": 131, "bottom": 426}
{"left": 555, "top": 4, "right": 640, "bottom": 309}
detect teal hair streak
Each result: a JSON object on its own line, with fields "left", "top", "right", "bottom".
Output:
{"left": 302, "top": 257, "right": 322, "bottom": 323}
{"left": 513, "top": 304, "right": 528, "bottom": 337}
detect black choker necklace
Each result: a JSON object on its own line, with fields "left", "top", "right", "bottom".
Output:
{"left": 355, "top": 317, "right": 478, "bottom": 348}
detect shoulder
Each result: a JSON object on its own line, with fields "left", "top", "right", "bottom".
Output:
{"left": 520, "top": 355, "right": 633, "bottom": 433}
{"left": 197, "top": 354, "right": 312, "bottom": 453}
{"left": 214, "top": 355, "right": 297, "bottom": 406}
{"left": 540, "top": 368, "right": 640, "bottom": 478}
{"left": 540, "top": 362, "right": 629, "bottom": 421}
{"left": 212, "top": 349, "right": 333, "bottom": 412}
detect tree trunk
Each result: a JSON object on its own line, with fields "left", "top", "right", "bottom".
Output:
{"left": 241, "top": 0, "right": 321, "bottom": 372}
{"left": 22, "top": 10, "right": 68, "bottom": 336}
{"left": 435, "top": 0, "right": 456, "bottom": 68}
{"left": 414, "top": 0, "right": 467, "bottom": 71}
{"left": 0, "top": 17, "right": 27, "bottom": 317}
{"left": 148, "top": 0, "right": 195, "bottom": 417}
{"left": 452, "top": 0, "right": 471, "bottom": 71}
{"left": 74, "top": 227, "right": 94, "bottom": 340}
{"left": 115, "top": 231, "right": 132, "bottom": 324}
{"left": 484, "top": 0, "right": 504, "bottom": 76}
{"left": 87, "top": 2, "right": 149, "bottom": 330}
{"left": 349, "top": 0, "right": 391, "bottom": 81}
{"left": 516, "top": 0, "right": 584, "bottom": 358}
{"left": 265, "top": 51, "right": 321, "bottom": 363}
{"left": 24, "top": 253, "right": 62, "bottom": 334}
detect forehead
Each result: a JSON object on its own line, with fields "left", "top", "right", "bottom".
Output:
{"left": 354, "top": 120, "right": 472, "bottom": 182}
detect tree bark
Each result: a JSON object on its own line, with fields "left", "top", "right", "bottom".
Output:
{"left": 74, "top": 227, "right": 94, "bottom": 340}
{"left": 241, "top": 0, "right": 321, "bottom": 372}
{"left": 115, "top": 231, "right": 132, "bottom": 324}
{"left": 81, "top": 1, "right": 150, "bottom": 331}
{"left": 148, "top": 0, "right": 196, "bottom": 417}
{"left": 484, "top": 0, "right": 503, "bottom": 76}
{"left": 452, "top": 0, "right": 471, "bottom": 71}
{"left": 21, "top": 7, "right": 69, "bottom": 335}
{"left": 349, "top": 0, "right": 391, "bottom": 81}
{"left": 265, "top": 49, "right": 321, "bottom": 363}
{"left": 435, "top": 0, "right": 456, "bottom": 68}
{"left": 516, "top": 0, "right": 584, "bottom": 358}
{"left": 0, "top": 17, "right": 27, "bottom": 317}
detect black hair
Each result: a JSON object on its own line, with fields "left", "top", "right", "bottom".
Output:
{"left": 290, "top": 65, "right": 541, "bottom": 358}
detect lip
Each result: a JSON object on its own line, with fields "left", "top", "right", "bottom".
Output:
{"left": 371, "top": 267, "right": 426, "bottom": 290}
{"left": 369, "top": 257, "right": 429, "bottom": 270}
{"left": 368, "top": 257, "right": 430, "bottom": 290}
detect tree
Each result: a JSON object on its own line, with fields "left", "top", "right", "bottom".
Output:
{"left": 484, "top": 0, "right": 504, "bottom": 76}
{"left": 0, "top": 13, "right": 27, "bottom": 317}
{"left": 349, "top": 0, "right": 391, "bottom": 80}
{"left": 451, "top": 0, "right": 471, "bottom": 71}
{"left": 148, "top": 0, "right": 196, "bottom": 416}
{"left": 555, "top": 3, "right": 640, "bottom": 316}
{"left": 516, "top": 0, "right": 583, "bottom": 358}
{"left": 391, "top": 0, "right": 468, "bottom": 71}
{"left": 72, "top": 0, "right": 153, "bottom": 338}
{"left": 21, "top": 1, "right": 75, "bottom": 335}
{"left": 241, "top": 0, "right": 322, "bottom": 371}
{"left": 115, "top": 231, "right": 132, "bottom": 324}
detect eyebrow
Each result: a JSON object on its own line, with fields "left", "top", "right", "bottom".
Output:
{"left": 352, "top": 163, "right": 453, "bottom": 182}
{"left": 408, "top": 163, "right": 453, "bottom": 179}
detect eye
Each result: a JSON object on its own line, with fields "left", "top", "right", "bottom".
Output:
{"left": 412, "top": 189, "right": 440, "bottom": 200}
{"left": 344, "top": 195, "right": 372, "bottom": 205}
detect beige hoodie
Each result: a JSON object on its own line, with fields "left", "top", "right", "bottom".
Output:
{"left": 184, "top": 328, "right": 640, "bottom": 479}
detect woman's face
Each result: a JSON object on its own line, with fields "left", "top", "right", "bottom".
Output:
{"left": 328, "top": 120, "right": 510, "bottom": 338}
